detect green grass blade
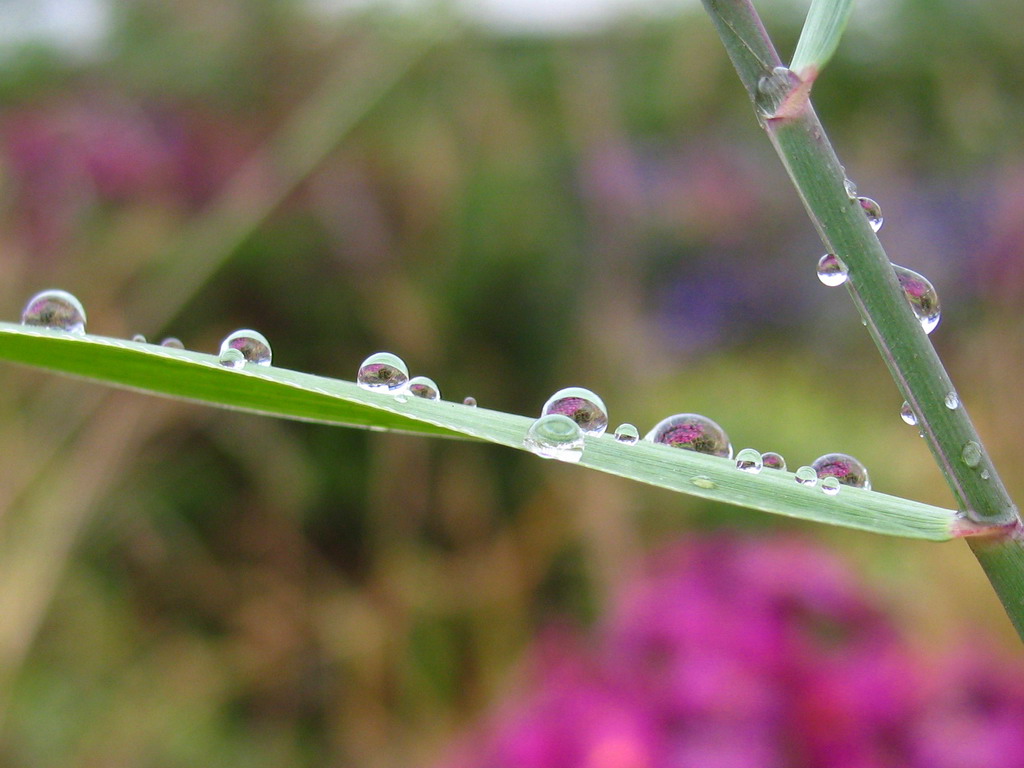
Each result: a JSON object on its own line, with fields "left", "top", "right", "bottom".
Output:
{"left": 790, "top": 0, "right": 854, "bottom": 78}
{"left": 0, "top": 322, "right": 959, "bottom": 541}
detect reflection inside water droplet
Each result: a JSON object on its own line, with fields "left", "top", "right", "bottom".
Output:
{"left": 817, "top": 254, "right": 848, "bottom": 287}
{"left": 542, "top": 387, "right": 608, "bottom": 436}
{"left": 812, "top": 452, "right": 870, "bottom": 490}
{"left": 645, "top": 413, "right": 732, "bottom": 458}
{"left": 524, "top": 414, "right": 585, "bottom": 463}
{"left": 21, "top": 289, "right": 87, "bottom": 334}
{"left": 613, "top": 423, "right": 640, "bottom": 445}
{"left": 357, "top": 352, "right": 410, "bottom": 392}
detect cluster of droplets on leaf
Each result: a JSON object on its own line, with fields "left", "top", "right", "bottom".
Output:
{"left": 357, "top": 352, "right": 410, "bottom": 392}
{"left": 541, "top": 388, "right": 608, "bottom": 436}
{"left": 218, "top": 329, "right": 272, "bottom": 369}
{"left": 21, "top": 289, "right": 87, "bottom": 334}
{"left": 645, "top": 414, "right": 732, "bottom": 459}
{"left": 523, "top": 414, "right": 585, "bottom": 463}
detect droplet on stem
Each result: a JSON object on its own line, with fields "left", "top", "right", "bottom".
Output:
{"left": 945, "top": 392, "right": 959, "bottom": 410}
{"left": 645, "top": 414, "right": 732, "bottom": 459}
{"left": 817, "top": 254, "right": 848, "bottom": 287}
{"left": 858, "top": 197, "right": 883, "bottom": 232}
{"left": 893, "top": 265, "right": 940, "bottom": 334}
{"left": 219, "top": 329, "right": 272, "bottom": 367}
{"left": 541, "top": 387, "right": 608, "bottom": 436}
{"left": 357, "top": 352, "right": 409, "bottom": 392}
{"left": 900, "top": 401, "right": 917, "bottom": 426}
{"left": 524, "top": 414, "right": 585, "bottom": 463}
{"left": 21, "top": 289, "right": 87, "bottom": 334}
{"left": 961, "top": 441, "right": 982, "bottom": 468}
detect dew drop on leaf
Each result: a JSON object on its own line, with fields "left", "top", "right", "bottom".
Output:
{"left": 945, "top": 392, "right": 959, "bottom": 410}
{"left": 735, "top": 448, "right": 762, "bottom": 473}
{"left": 893, "top": 265, "right": 940, "bottom": 334}
{"left": 820, "top": 476, "right": 841, "bottom": 496}
{"left": 811, "top": 452, "right": 870, "bottom": 490}
{"left": 817, "top": 254, "right": 848, "bottom": 287}
{"left": 761, "top": 451, "right": 787, "bottom": 471}
{"left": 357, "top": 352, "right": 409, "bottom": 392}
{"left": 645, "top": 414, "right": 732, "bottom": 459}
{"left": 161, "top": 337, "right": 184, "bottom": 349}
{"left": 218, "top": 348, "right": 246, "bottom": 369}
{"left": 462, "top": 396, "right": 477, "bottom": 407}
{"left": 858, "top": 196, "right": 883, "bottom": 232}
{"left": 131, "top": 333, "right": 147, "bottom": 343}
{"left": 542, "top": 387, "right": 608, "bottom": 436}
{"left": 523, "top": 414, "right": 584, "bottom": 463}
{"left": 613, "top": 423, "right": 640, "bottom": 445}
{"left": 900, "top": 401, "right": 917, "bottom": 425}
{"left": 795, "top": 466, "right": 818, "bottom": 486}
{"left": 21, "top": 289, "right": 86, "bottom": 334}
{"left": 961, "top": 441, "right": 982, "bottom": 468}
{"left": 408, "top": 375, "right": 440, "bottom": 401}
{"left": 219, "top": 329, "right": 272, "bottom": 367}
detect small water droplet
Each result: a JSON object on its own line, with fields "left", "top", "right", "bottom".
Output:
{"left": 219, "top": 329, "right": 272, "bottom": 367}
{"left": 408, "top": 375, "right": 440, "bottom": 401}
{"left": 160, "top": 337, "right": 184, "bottom": 349}
{"left": 21, "top": 289, "right": 87, "bottom": 334}
{"left": 811, "top": 452, "right": 870, "bottom": 489}
{"left": 524, "top": 414, "right": 584, "bottom": 463}
{"left": 131, "top": 333, "right": 147, "bottom": 343}
{"left": 817, "top": 254, "right": 848, "bottom": 287}
{"left": 945, "top": 392, "right": 959, "bottom": 410}
{"left": 761, "top": 451, "right": 787, "bottom": 471}
{"left": 900, "top": 401, "right": 917, "bottom": 426}
{"left": 820, "top": 477, "right": 841, "bottom": 496}
{"left": 858, "top": 197, "right": 883, "bottom": 232}
{"left": 613, "top": 423, "right": 640, "bottom": 445}
{"left": 357, "top": 352, "right": 409, "bottom": 392}
{"left": 645, "top": 413, "right": 732, "bottom": 458}
{"left": 961, "top": 441, "right": 982, "bottom": 468}
{"left": 463, "top": 396, "right": 477, "bottom": 407}
{"left": 735, "top": 448, "right": 763, "bottom": 474}
{"left": 795, "top": 466, "right": 818, "bottom": 486}
{"left": 218, "top": 347, "right": 246, "bottom": 369}
{"left": 843, "top": 178, "right": 858, "bottom": 198}
{"left": 541, "top": 387, "right": 608, "bottom": 436}
{"left": 893, "top": 265, "right": 940, "bottom": 334}
{"left": 691, "top": 476, "right": 716, "bottom": 489}
{"left": 981, "top": 469, "right": 991, "bottom": 480}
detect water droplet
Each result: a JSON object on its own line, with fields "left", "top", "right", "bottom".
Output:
{"left": 811, "top": 452, "right": 870, "bottom": 490}
{"left": 816, "top": 254, "right": 848, "bottom": 287}
{"left": 160, "top": 337, "right": 184, "bottom": 349}
{"left": 735, "top": 448, "right": 763, "bottom": 474}
{"left": 219, "top": 329, "right": 272, "bottom": 367}
{"left": 645, "top": 414, "right": 732, "bottom": 458}
{"left": 945, "top": 392, "right": 959, "bottom": 410}
{"left": 691, "top": 476, "right": 716, "bottom": 489}
{"left": 858, "top": 197, "right": 883, "bottom": 232}
{"left": 541, "top": 387, "right": 608, "bottom": 436}
{"left": 613, "top": 423, "right": 640, "bottom": 445}
{"left": 892, "top": 265, "right": 940, "bottom": 334}
{"left": 843, "top": 178, "right": 858, "bottom": 198}
{"left": 761, "top": 451, "right": 787, "bottom": 471}
{"left": 21, "top": 289, "right": 87, "bottom": 334}
{"left": 981, "top": 469, "right": 991, "bottom": 480}
{"left": 961, "top": 441, "right": 982, "bottom": 468}
{"left": 900, "top": 401, "right": 917, "bottom": 426}
{"left": 820, "top": 476, "right": 841, "bottom": 496}
{"left": 408, "top": 375, "right": 440, "bottom": 401}
{"left": 523, "top": 414, "right": 584, "bottom": 463}
{"left": 218, "top": 347, "right": 246, "bottom": 369}
{"left": 131, "top": 333, "right": 147, "bottom": 343}
{"left": 357, "top": 352, "right": 409, "bottom": 392}
{"left": 795, "top": 466, "right": 818, "bottom": 487}
{"left": 463, "top": 396, "right": 477, "bottom": 407}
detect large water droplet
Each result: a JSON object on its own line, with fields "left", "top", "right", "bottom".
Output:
{"left": 795, "top": 466, "right": 818, "bottom": 486}
{"left": 893, "top": 265, "right": 940, "bottom": 334}
{"left": 524, "top": 414, "right": 584, "bottom": 463}
{"left": 218, "top": 348, "right": 246, "bottom": 369}
{"left": 161, "top": 337, "right": 184, "bottom": 349}
{"left": 817, "top": 254, "right": 848, "bottom": 287}
{"left": 541, "top": 387, "right": 608, "bottom": 436}
{"left": 961, "top": 441, "right": 982, "bottom": 468}
{"left": 900, "top": 401, "right": 917, "bottom": 426}
{"left": 463, "top": 396, "right": 477, "bottom": 407}
{"left": 357, "top": 352, "right": 409, "bottom": 392}
{"left": 811, "top": 452, "right": 870, "bottom": 489}
{"left": 408, "top": 376, "right": 440, "bottom": 401}
{"left": 858, "top": 197, "right": 883, "bottom": 232}
{"left": 735, "top": 448, "right": 762, "bottom": 474}
{"left": 21, "top": 289, "right": 87, "bottom": 334}
{"left": 219, "top": 329, "right": 272, "bottom": 367}
{"left": 761, "top": 451, "right": 787, "bottom": 471}
{"left": 613, "top": 423, "right": 640, "bottom": 445}
{"left": 945, "top": 392, "right": 959, "bottom": 410}
{"left": 645, "top": 414, "right": 732, "bottom": 458}
{"left": 820, "top": 476, "right": 841, "bottom": 496}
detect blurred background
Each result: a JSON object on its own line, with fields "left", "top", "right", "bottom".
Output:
{"left": 2, "top": 0, "right": 1024, "bottom": 765}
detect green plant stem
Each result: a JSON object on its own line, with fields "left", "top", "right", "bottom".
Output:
{"left": 701, "top": 0, "right": 1024, "bottom": 638}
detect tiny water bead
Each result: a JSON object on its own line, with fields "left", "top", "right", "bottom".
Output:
{"left": 463, "top": 396, "right": 477, "bottom": 407}
{"left": 858, "top": 197, "right": 883, "bottom": 232}
{"left": 761, "top": 452, "right": 787, "bottom": 471}
{"left": 900, "top": 401, "right": 917, "bottom": 426}
{"left": 131, "top": 333, "right": 147, "bottom": 343}
{"left": 408, "top": 376, "right": 441, "bottom": 401}
{"left": 645, "top": 414, "right": 732, "bottom": 459}
{"left": 357, "top": 352, "right": 409, "bottom": 392}
{"left": 816, "top": 254, "right": 848, "bottom": 287}
{"left": 735, "top": 448, "right": 762, "bottom": 474}
{"left": 523, "top": 414, "right": 585, "bottom": 463}
{"left": 981, "top": 469, "right": 991, "bottom": 480}
{"left": 21, "top": 289, "right": 87, "bottom": 334}
{"left": 160, "top": 337, "right": 184, "bottom": 349}
{"left": 820, "top": 477, "right": 841, "bottom": 496}
{"left": 541, "top": 387, "right": 608, "bottom": 436}
{"left": 945, "top": 392, "right": 959, "bottom": 410}
{"left": 961, "top": 441, "right": 982, "bottom": 468}
{"left": 613, "top": 423, "right": 640, "bottom": 445}
{"left": 218, "top": 348, "right": 246, "bottom": 369}
{"left": 811, "top": 453, "right": 871, "bottom": 490}
{"left": 219, "top": 329, "right": 272, "bottom": 367}
{"left": 795, "top": 466, "right": 818, "bottom": 487}
{"left": 893, "top": 265, "right": 940, "bottom": 334}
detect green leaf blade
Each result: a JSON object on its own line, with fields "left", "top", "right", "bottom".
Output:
{"left": 790, "top": 0, "right": 854, "bottom": 79}
{"left": 0, "top": 322, "right": 959, "bottom": 541}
